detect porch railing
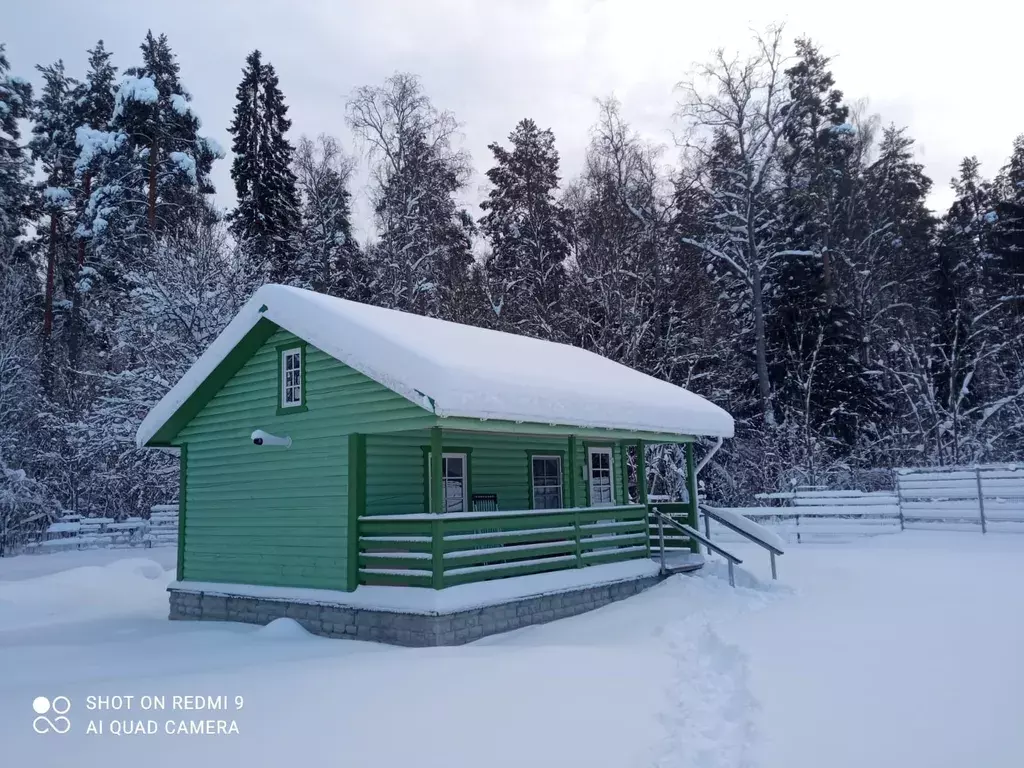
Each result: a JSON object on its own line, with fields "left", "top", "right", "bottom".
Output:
{"left": 645, "top": 502, "right": 699, "bottom": 554}
{"left": 357, "top": 504, "right": 650, "bottom": 589}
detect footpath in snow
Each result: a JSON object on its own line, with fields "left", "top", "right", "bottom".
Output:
{"left": 0, "top": 532, "right": 1022, "bottom": 768}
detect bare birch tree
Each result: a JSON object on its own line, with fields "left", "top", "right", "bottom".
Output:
{"left": 675, "top": 26, "right": 803, "bottom": 425}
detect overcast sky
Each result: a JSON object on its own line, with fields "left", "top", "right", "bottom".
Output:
{"left": 8, "top": 0, "right": 1024, "bottom": 242}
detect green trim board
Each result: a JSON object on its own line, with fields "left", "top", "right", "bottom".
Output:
{"left": 436, "top": 417, "right": 698, "bottom": 444}
{"left": 275, "top": 340, "right": 308, "bottom": 415}
{"left": 177, "top": 444, "right": 187, "bottom": 581}
{"left": 636, "top": 440, "right": 649, "bottom": 504}
{"left": 566, "top": 436, "right": 578, "bottom": 508}
{"left": 347, "top": 433, "right": 365, "bottom": 591}
{"left": 685, "top": 442, "right": 699, "bottom": 554}
{"left": 429, "top": 428, "right": 444, "bottom": 516}
{"left": 619, "top": 443, "right": 630, "bottom": 503}
{"left": 147, "top": 318, "right": 279, "bottom": 446}
{"left": 525, "top": 449, "right": 568, "bottom": 510}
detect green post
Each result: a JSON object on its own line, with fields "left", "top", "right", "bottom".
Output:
{"left": 431, "top": 518, "right": 444, "bottom": 589}
{"left": 636, "top": 441, "right": 650, "bottom": 557}
{"left": 346, "top": 433, "right": 365, "bottom": 591}
{"left": 685, "top": 442, "right": 699, "bottom": 554}
{"left": 177, "top": 444, "right": 187, "bottom": 582}
{"left": 573, "top": 507, "right": 582, "bottom": 567}
{"left": 636, "top": 441, "right": 648, "bottom": 504}
{"left": 619, "top": 442, "right": 630, "bottom": 503}
{"left": 429, "top": 427, "right": 444, "bottom": 589}
{"left": 567, "top": 435, "right": 578, "bottom": 508}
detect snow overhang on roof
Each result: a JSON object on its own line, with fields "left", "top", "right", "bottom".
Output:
{"left": 135, "top": 284, "right": 735, "bottom": 447}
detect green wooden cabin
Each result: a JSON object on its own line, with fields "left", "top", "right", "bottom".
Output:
{"left": 137, "top": 285, "right": 735, "bottom": 596}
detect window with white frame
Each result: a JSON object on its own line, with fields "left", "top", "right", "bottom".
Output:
{"left": 427, "top": 452, "right": 468, "bottom": 512}
{"left": 281, "top": 347, "right": 303, "bottom": 408}
{"left": 531, "top": 455, "right": 563, "bottom": 510}
{"left": 587, "top": 447, "right": 615, "bottom": 506}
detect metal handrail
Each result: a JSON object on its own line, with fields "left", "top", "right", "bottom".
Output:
{"left": 652, "top": 507, "right": 742, "bottom": 587}
{"left": 700, "top": 504, "right": 782, "bottom": 580}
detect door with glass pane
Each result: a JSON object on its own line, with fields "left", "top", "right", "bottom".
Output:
{"left": 441, "top": 453, "right": 467, "bottom": 512}
{"left": 587, "top": 447, "right": 615, "bottom": 506}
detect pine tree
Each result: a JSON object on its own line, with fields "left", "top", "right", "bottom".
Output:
{"left": 0, "top": 44, "right": 33, "bottom": 275}
{"left": 71, "top": 32, "right": 224, "bottom": 519}
{"left": 72, "top": 41, "right": 115, "bottom": 271}
{"left": 0, "top": 46, "right": 53, "bottom": 549}
{"left": 293, "top": 134, "right": 367, "bottom": 298}
{"left": 79, "top": 30, "right": 219, "bottom": 259}
{"left": 228, "top": 50, "right": 302, "bottom": 285}
{"left": 479, "top": 118, "right": 568, "bottom": 337}
{"left": 30, "top": 60, "right": 81, "bottom": 348}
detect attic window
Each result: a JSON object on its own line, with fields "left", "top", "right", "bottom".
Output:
{"left": 280, "top": 347, "right": 303, "bottom": 408}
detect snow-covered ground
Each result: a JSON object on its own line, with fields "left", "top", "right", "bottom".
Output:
{"left": 1, "top": 532, "right": 1022, "bottom": 767}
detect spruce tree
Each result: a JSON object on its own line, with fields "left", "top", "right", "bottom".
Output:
{"left": 479, "top": 118, "right": 568, "bottom": 336}
{"left": 293, "top": 134, "right": 366, "bottom": 298}
{"left": 991, "top": 135, "right": 1024, "bottom": 315}
{"left": 769, "top": 39, "right": 881, "bottom": 463}
{"left": 228, "top": 50, "right": 301, "bottom": 286}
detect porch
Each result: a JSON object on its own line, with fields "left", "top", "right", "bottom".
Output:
{"left": 351, "top": 425, "right": 704, "bottom": 590}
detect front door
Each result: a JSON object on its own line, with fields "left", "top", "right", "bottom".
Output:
{"left": 587, "top": 447, "right": 615, "bottom": 506}
{"left": 441, "top": 452, "right": 467, "bottom": 512}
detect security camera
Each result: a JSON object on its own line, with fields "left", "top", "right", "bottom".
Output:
{"left": 251, "top": 429, "right": 292, "bottom": 448}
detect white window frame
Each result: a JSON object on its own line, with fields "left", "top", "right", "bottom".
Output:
{"left": 428, "top": 452, "right": 468, "bottom": 513}
{"left": 531, "top": 455, "right": 563, "bottom": 510}
{"left": 280, "top": 347, "right": 303, "bottom": 408}
{"left": 587, "top": 447, "right": 615, "bottom": 507}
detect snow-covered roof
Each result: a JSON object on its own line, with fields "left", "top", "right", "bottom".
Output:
{"left": 136, "top": 284, "right": 734, "bottom": 447}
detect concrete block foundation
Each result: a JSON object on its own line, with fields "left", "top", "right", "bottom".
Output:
{"left": 169, "top": 573, "right": 663, "bottom": 646}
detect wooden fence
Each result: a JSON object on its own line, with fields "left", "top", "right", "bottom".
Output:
{"left": 896, "top": 465, "right": 1024, "bottom": 533}
{"left": 20, "top": 503, "right": 179, "bottom": 553}
{"left": 705, "top": 465, "right": 1024, "bottom": 544}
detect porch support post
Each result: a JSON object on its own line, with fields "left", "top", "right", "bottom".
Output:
{"left": 636, "top": 440, "right": 650, "bottom": 558}
{"left": 429, "top": 427, "right": 444, "bottom": 589}
{"left": 619, "top": 442, "right": 630, "bottom": 504}
{"left": 346, "top": 433, "right": 365, "bottom": 592}
{"left": 634, "top": 442, "right": 651, "bottom": 557}
{"left": 567, "top": 435, "right": 578, "bottom": 508}
{"left": 635, "top": 440, "right": 648, "bottom": 504}
{"left": 685, "top": 442, "right": 700, "bottom": 554}
{"left": 177, "top": 444, "right": 188, "bottom": 582}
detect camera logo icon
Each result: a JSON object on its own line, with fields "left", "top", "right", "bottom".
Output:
{"left": 33, "top": 696, "right": 71, "bottom": 734}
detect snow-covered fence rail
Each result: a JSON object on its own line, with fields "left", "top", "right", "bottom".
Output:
{"left": 713, "top": 490, "right": 902, "bottom": 543}
{"left": 896, "top": 465, "right": 1024, "bottom": 533}
{"left": 20, "top": 503, "right": 179, "bottom": 554}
